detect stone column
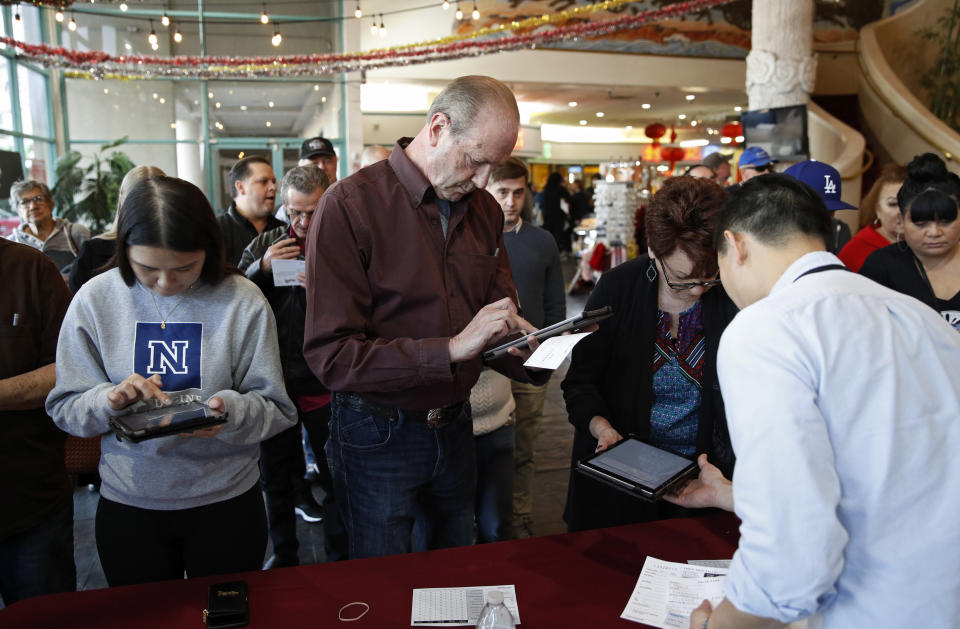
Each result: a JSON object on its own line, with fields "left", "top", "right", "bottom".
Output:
{"left": 747, "top": 0, "right": 817, "bottom": 109}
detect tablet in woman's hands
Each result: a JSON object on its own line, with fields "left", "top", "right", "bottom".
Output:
{"left": 108, "top": 400, "right": 227, "bottom": 443}
{"left": 577, "top": 436, "right": 698, "bottom": 501}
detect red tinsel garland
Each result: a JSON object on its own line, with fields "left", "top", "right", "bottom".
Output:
{"left": 0, "top": 0, "right": 735, "bottom": 78}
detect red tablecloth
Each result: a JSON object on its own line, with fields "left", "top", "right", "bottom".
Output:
{"left": 0, "top": 513, "right": 739, "bottom": 629}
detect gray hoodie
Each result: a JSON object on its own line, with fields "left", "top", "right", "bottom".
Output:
{"left": 46, "top": 268, "right": 297, "bottom": 510}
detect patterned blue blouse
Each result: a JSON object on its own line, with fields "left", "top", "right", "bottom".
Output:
{"left": 649, "top": 300, "right": 706, "bottom": 456}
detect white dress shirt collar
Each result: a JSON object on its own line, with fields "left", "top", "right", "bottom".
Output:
{"left": 769, "top": 250, "right": 843, "bottom": 296}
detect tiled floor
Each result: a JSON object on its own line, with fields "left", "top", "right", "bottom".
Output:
{"left": 68, "top": 261, "right": 590, "bottom": 593}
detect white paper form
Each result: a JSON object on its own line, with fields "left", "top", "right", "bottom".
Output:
{"left": 411, "top": 585, "right": 520, "bottom": 626}
{"left": 686, "top": 559, "right": 732, "bottom": 569}
{"left": 271, "top": 259, "right": 305, "bottom": 287}
{"left": 523, "top": 332, "right": 592, "bottom": 370}
{"left": 620, "top": 557, "right": 728, "bottom": 628}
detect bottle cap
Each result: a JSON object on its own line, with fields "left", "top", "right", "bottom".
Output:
{"left": 486, "top": 590, "right": 504, "bottom": 605}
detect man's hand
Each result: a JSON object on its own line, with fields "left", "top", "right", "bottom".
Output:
{"left": 107, "top": 374, "right": 169, "bottom": 411}
{"left": 689, "top": 599, "right": 712, "bottom": 629}
{"left": 261, "top": 238, "right": 300, "bottom": 273}
{"left": 589, "top": 415, "right": 623, "bottom": 452}
{"left": 664, "top": 454, "right": 734, "bottom": 512}
{"left": 448, "top": 297, "right": 536, "bottom": 363}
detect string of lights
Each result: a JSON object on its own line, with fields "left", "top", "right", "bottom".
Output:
{"left": 0, "top": 0, "right": 735, "bottom": 79}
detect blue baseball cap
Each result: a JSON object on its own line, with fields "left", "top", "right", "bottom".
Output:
{"left": 784, "top": 160, "right": 857, "bottom": 211}
{"left": 738, "top": 146, "right": 777, "bottom": 169}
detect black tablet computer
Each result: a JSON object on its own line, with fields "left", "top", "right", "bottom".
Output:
{"left": 577, "top": 436, "right": 698, "bottom": 502}
{"left": 108, "top": 401, "right": 228, "bottom": 443}
{"left": 482, "top": 306, "right": 613, "bottom": 363}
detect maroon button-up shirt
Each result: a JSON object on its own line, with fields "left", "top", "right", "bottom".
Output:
{"left": 304, "top": 139, "right": 537, "bottom": 410}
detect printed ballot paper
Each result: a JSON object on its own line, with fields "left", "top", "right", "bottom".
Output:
{"left": 271, "top": 259, "right": 306, "bottom": 287}
{"left": 411, "top": 585, "right": 520, "bottom": 626}
{"left": 621, "top": 557, "right": 728, "bottom": 628}
{"left": 523, "top": 332, "right": 592, "bottom": 370}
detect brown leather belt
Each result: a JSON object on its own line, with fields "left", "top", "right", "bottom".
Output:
{"left": 332, "top": 392, "right": 468, "bottom": 429}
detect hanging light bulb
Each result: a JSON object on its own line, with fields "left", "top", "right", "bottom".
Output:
{"left": 442, "top": 0, "right": 450, "bottom": 8}
{"left": 173, "top": 28, "right": 183, "bottom": 43}
{"left": 148, "top": 21, "right": 158, "bottom": 46}
{"left": 369, "top": 17, "right": 377, "bottom": 35}
{"left": 161, "top": 12, "right": 170, "bottom": 27}
{"left": 378, "top": 14, "right": 386, "bottom": 37}
{"left": 354, "top": 1, "right": 362, "bottom": 19}
{"left": 271, "top": 28, "right": 282, "bottom": 47}
{"left": 151, "top": 41, "right": 159, "bottom": 51}
{"left": 55, "top": 10, "right": 64, "bottom": 23}
{"left": 68, "top": 16, "right": 77, "bottom": 31}
{"left": 119, "top": 2, "right": 129, "bottom": 11}
{"left": 472, "top": 1, "right": 479, "bottom": 19}
{"left": 455, "top": 2, "right": 463, "bottom": 20}
{"left": 14, "top": 12, "right": 21, "bottom": 22}
{"left": 260, "top": 4, "right": 269, "bottom": 24}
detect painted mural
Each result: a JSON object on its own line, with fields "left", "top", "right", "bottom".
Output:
{"left": 454, "top": 0, "right": 887, "bottom": 59}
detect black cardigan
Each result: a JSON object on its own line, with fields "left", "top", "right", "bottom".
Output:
{"left": 561, "top": 255, "right": 739, "bottom": 531}
{"left": 859, "top": 243, "right": 960, "bottom": 312}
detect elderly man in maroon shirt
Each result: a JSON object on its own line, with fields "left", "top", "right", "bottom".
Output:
{"left": 304, "top": 75, "right": 546, "bottom": 559}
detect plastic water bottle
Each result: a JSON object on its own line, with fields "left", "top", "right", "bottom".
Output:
{"left": 475, "top": 590, "right": 516, "bottom": 629}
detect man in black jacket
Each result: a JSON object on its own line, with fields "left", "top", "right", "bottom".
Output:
{"left": 218, "top": 155, "right": 284, "bottom": 265}
{"left": 239, "top": 165, "right": 334, "bottom": 567}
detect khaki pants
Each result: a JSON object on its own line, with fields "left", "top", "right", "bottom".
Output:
{"left": 511, "top": 378, "right": 550, "bottom": 534}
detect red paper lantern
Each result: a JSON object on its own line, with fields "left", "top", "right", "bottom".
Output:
{"left": 721, "top": 122, "right": 743, "bottom": 140}
{"left": 644, "top": 123, "right": 666, "bottom": 148}
{"left": 660, "top": 147, "right": 685, "bottom": 163}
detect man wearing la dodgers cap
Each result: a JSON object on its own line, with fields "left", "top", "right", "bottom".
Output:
{"left": 785, "top": 159, "right": 855, "bottom": 253}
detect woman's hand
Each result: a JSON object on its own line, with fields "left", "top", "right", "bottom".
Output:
{"left": 664, "top": 454, "right": 734, "bottom": 512}
{"left": 589, "top": 416, "right": 623, "bottom": 452}
{"left": 107, "top": 374, "right": 169, "bottom": 411}
{"left": 179, "top": 396, "right": 226, "bottom": 438}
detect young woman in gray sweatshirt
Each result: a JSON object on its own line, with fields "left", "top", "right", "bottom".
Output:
{"left": 46, "top": 176, "right": 297, "bottom": 586}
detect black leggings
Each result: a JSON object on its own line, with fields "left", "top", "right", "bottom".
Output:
{"left": 96, "top": 484, "right": 267, "bottom": 587}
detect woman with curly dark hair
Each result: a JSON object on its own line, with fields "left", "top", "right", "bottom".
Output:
{"left": 561, "top": 176, "right": 739, "bottom": 531}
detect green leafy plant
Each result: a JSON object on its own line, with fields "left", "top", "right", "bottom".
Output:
{"left": 918, "top": 0, "right": 960, "bottom": 133}
{"left": 52, "top": 137, "right": 135, "bottom": 233}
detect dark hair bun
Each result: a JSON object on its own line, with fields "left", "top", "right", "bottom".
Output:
{"left": 907, "top": 153, "right": 949, "bottom": 183}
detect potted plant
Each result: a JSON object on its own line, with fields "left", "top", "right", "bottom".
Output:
{"left": 52, "top": 137, "right": 135, "bottom": 234}
{"left": 917, "top": 0, "right": 960, "bottom": 133}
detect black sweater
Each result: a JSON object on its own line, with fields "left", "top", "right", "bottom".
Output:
{"left": 561, "top": 255, "right": 739, "bottom": 531}
{"left": 860, "top": 243, "right": 960, "bottom": 316}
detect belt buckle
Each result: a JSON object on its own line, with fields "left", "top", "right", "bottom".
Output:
{"left": 426, "top": 408, "right": 443, "bottom": 429}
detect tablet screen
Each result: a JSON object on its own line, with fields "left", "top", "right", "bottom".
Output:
{"left": 115, "top": 401, "right": 216, "bottom": 433}
{"left": 589, "top": 439, "right": 693, "bottom": 490}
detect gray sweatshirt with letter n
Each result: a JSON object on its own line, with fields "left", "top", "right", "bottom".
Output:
{"left": 47, "top": 269, "right": 297, "bottom": 510}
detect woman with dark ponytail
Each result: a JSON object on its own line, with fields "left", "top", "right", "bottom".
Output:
{"left": 860, "top": 153, "right": 960, "bottom": 330}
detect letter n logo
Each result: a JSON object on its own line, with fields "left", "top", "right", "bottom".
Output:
{"left": 134, "top": 322, "right": 203, "bottom": 390}
{"left": 147, "top": 340, "right": 189, "bottom": 375}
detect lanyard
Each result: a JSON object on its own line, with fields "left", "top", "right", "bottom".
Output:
{"left": 793, "top": 264, "right": 848, "bottom": 283}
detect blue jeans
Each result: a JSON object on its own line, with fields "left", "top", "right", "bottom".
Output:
{"left": 474, "top": 423, "right": 515, "bottom": 543}
{"left": 0, "top": 499, "right": 76, "bottom": 605}
{"left": 326, "top": 401, "right": 476, "bottom": 559}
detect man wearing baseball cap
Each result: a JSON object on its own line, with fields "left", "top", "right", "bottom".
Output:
{"left": 299, "top": 136, "right": 338, "bottom": 185}
{"left": 737, "top": 146, "right": 778, "bottom": 183}
{"left": 784, "top": 159, "right": 855, "bottom": 253}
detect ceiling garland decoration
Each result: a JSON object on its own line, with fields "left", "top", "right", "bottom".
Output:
{"left": 0, "top": 0, "right": 734, "bottom": 80}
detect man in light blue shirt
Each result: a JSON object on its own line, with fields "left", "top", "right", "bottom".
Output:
{"left": 687, "top": 173, "right": 960, "bottom": 629}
